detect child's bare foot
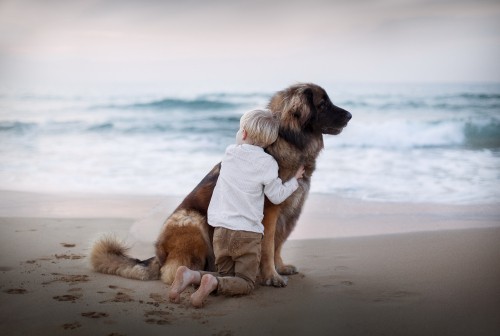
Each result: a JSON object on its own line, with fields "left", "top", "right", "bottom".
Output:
{"left": 169, "top": 266, "right": 201, "bottom": 303}
{"left": 190, "top": 274, "right": 218, "bottom": 308}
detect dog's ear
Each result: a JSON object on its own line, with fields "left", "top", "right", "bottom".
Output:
{"left": 303, "top": 87, "right": 314, "bottom": 103}
{"left": 297, "top": 87, "right": 317, "bottom": 129}
{"left": 276, "top": 86, "right": 316, "bottom": 131}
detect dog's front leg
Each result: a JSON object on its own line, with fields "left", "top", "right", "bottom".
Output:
{"left": 260, "top": 202, "right": 288, "bottom": 287}
{"left": 274, "top": 242, "right": 298, "bottom": 275}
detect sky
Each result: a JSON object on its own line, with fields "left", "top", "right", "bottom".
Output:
{"left": 0, "top": 0, "right": 499, "bottom": 92}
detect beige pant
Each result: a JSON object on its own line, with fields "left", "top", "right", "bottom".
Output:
{"left": 200, "top": 227, "right": 262, "bottom": 296}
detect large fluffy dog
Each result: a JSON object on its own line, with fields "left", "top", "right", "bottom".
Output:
{"left": 91, "top": 83, "right": 351, "bottom": 287}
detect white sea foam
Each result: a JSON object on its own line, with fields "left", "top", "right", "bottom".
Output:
{"left": 331, "top": 119, "right": 466, "bottom": 149}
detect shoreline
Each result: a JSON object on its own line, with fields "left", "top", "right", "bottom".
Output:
{"left": 1, "top": 189, "right": 499, "bottom": 239}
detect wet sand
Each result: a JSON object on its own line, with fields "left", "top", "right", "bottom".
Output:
{"left": 1, "top": 190, "right": 499, "bottom": 335}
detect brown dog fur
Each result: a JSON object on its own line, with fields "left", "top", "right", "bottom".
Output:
{"left": 90, "top": 83, "right": 351, "bottom": 286}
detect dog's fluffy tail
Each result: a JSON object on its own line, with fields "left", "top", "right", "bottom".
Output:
{"left": 90, "top": 235, "right": 160, "bottom": 281}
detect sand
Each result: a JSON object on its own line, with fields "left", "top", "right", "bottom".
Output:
{"left": 1, "top": 190, "right": 499, "bottom": 336}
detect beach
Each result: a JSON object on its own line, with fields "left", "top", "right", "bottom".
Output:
{"left": 1, "top": 0, "right": 500, "bottom": 334}
{"left": 1, "top": 190, "right": 499, "bottom": 336}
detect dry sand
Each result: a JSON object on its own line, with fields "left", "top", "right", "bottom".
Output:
{"left": 1, "top": 190, "right": 499, "bottom": 336}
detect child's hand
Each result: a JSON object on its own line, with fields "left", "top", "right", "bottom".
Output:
{"left": 295, "top": 165, "right": 305, "bottom": 179}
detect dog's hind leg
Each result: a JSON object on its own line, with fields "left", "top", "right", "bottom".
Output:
{"left": 160, "top": 248, "right": 208, "bottom": 285}
{"left": 156, "top": 209, "right": 212, "bottom": 285}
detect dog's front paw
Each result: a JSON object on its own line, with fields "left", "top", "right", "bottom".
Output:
{"left": 277, "top": 264, "right": 298, "bottom": 275}
{"left": 261, "top": 270, "right": 288, "bottom": 287}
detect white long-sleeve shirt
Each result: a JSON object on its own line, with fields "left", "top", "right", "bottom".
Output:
{"left": 207, "top": 144, "right": 299, "bottom": 234}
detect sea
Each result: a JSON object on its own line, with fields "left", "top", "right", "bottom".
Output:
{"left": 1, "top": 82, "right": 499, "bottom": 205}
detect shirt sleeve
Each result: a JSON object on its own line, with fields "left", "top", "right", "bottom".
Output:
{"left": 264, "top": 177, "right": 299, "bottom": 204}
{"left": 263, "top": 160, "right": 299, "bottom": 205}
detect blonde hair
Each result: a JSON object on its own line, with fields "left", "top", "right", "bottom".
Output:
{"left": 240, "top": 109, "right": 279, "bottom": 147}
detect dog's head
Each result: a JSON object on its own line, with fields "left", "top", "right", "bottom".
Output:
{"left": 269, "top": 83, "right": 352, "bottom": 136}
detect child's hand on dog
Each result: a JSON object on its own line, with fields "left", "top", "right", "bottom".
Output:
{"left": 295, "top": 165, "right": 305, "bottom": 179}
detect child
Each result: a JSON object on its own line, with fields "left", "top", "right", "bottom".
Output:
{"left": 169, "top": 109, "right": 304, "bottom": 307}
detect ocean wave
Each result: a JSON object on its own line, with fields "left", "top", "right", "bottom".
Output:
{"left": 3, "top": 116, "right": 499, "bottom": 151}
{"left": 338, "top": 91, "right": 500, "bottom": 112}
{"left": 464, "top": 121, "right": 500, "bottom": 149}
{"left": 99, "top": 97, "right": 242, "bottom": 111}
{"left": 198, "top": 92, "right": 271, "bottom": 100}
{"left": 0, "top": 121, "right": 37, "bottom": 133}
{"left": 87, "top": 122, "right": 114, "bottom": 132}
{"left": 457, "top": 93, "right": 500, "bottom": 100}
{"left": 0, "top": 113, "right": 241, "bottom": 136}
{"left": 341, "top": 100, "right": 500, "bottom": 112}
{"left": 332, "top": 119, "right": 500, "bottom": 150}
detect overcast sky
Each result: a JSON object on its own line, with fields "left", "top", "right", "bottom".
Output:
{"left": 0, "top": 0, "right": 499, "bottom": 91}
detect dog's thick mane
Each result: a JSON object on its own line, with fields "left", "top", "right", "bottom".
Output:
{"left": 276, "top": 127, "right": 321, "bottom": 152}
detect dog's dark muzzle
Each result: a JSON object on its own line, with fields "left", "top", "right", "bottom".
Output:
{"left": 337, "top": 105, "right": 352, "bottom": 125}
{"left": 320, "top": 105, "right": 352, "bottom": 134}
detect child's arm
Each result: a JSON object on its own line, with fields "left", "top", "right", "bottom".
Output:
{"left": 264, "top": 165, "right": 305, "bottom": 205}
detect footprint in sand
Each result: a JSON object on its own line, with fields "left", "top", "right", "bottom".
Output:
{"left": 61, "top": 243, "right": 76, "bottom": 248}
{"left": 4, "top": 288, "right": 27, "bottom": 294}
{"left": 108, "top": 285, "right": 134, "bottom": 292}
{"left": 112, "top": 292, "right": 134, "bottom": 302}
{"left": 62, "top": 322, "right": 81, "bottom": 330}
{"left": 341, "top": 280, "right": 354, "bottom": 286}
{"left": 100, "top": 292, "right": 134, "bottom": 303}
{"left": 81, "top": 312, "right": 109, "bottom": 319}
{"left": 145, "top": 318, "right": 170, "bottom": 325}
{"left": 101, "top": 285, "right": 135, "bottom": 302}
{"left": 373, "top": 290, "right": 419, "bottom": 303}
{"left": 149, "top": 292, "right": 167, "bottom": 303}
{"left": 43, "top": 274, "right": 89, "bottom": 285}
{"left": 25, "top": 257, "right": 52, "bottom": 265}
{"left": 53, "top": 294, "right": 82, "bottom": 302}
{"left": 54, "top": 254, "right": 85, "bottom": 260}
{"left": 144, "top": 310, "right": 170, "bottom": 325}
{"left": 143, "top": 292, "right": 168, "bottom": 307}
